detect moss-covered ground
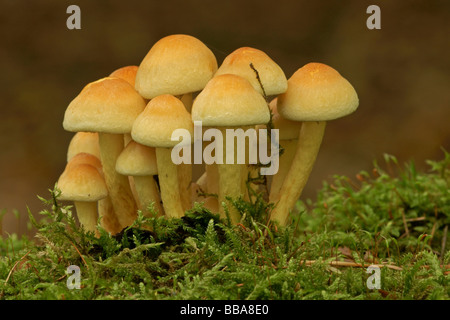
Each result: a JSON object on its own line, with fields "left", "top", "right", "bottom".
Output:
{"left": 1, "top": 151, "right": 449, "bottom": 300}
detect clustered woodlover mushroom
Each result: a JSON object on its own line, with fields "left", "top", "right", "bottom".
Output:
{"left": 58, "top": 34, "right": 359, "bottom": 235}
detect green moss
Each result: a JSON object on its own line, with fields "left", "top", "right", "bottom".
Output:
{"left": 1, "top": 151, "right": 449, "bottom": 300}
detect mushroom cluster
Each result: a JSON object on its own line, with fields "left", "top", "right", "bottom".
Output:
{"left": 57, "top": 34, "right": 359, "bottom": 234}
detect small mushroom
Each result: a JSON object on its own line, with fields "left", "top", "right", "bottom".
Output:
{"left": 270, "top": 62, "right": 359, "bottom": 226}
{"left": 192, "top": 74, "right": 270, "bottom": 223}
{"left": 58, "top": 163, "right": 108, "bottom": 234}
{"left": 132, "top": 94, "right": 194, "bottom": 219}
{"left": 116, "top": 140, "right": 164, "bottom": 216}
{"left": 63, "top": 77, "right": 146, "bottom": 229}
{"left": 63, "top": 152, "right": 122, "bottom": 234}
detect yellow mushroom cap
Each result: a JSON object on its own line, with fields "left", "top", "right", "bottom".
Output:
{"left": 110, "top": 66, "right": 139, "bottom": 87}
{"left": 277, "top": 62, "right": 359, "bottom": 122}
{"left": 215, "top": 47, "right": 287, "bottom": 96}
{"left": 131, "top": 94, "right": 194, "bottom": 148}
{"left": 58, "top": 163, "right": 108, "bottom": 202}
{"left": 63, "top": 77, "right": 146, "bottom": 134}
{"left": 191, "top": 74, "right": 271, "bottom": 127}
{"left": 135, "top": 34, "right": 218, "bottom": 99}
{"left": 67, "top": 132, "right": 100, "bottom": 161}
{"left": 116, "top": 141, "right": 158, "bottom": 176}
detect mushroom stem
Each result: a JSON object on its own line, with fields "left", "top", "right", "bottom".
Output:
{"left": 155, "top": 147, "right": 185, "bottom": 218}
{"left": 74, "top": 201, "right": 99, "bottom": 233}
{"left": 178, "top": 163, "right": 192, "bottom": 211}
{"left": 269, "top": 139, "right": 298, "bottom": 203}
{"left": 270, "top": 121, "right": 326, "bottom": 226}
{"left": 133, "top": 175, "right": 164, "bottom": 216}
{"left": 217, "top": 128, "right": 245, "bottom": 224}
{"left": 178, "top": 92, "right": 193, "bottom": 212}
{"left": 217, "top": 163, "right": 245, "bottom": 223}
{"left": 98, "top": 133, "right": 137, "bottom": 228}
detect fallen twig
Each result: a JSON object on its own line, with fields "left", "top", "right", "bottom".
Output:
{"left": 4, "top": 250, "right": 32, "bottom": 284}
{"left": 301, "top": 259, "right": 450, "bottom": 274}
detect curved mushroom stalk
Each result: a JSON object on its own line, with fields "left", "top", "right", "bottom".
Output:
{"left": 271, "top": 62, "right": 359, "bottom": 226}
{"left": 98, "top": 133, "right": 137, "bottom": 228}
{"left": 269, "top": 121, "right": 326, "bottom": 226}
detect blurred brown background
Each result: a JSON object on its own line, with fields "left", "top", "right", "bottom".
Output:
{"left": 1, "top": 0, "right": 449, "bottom": 237}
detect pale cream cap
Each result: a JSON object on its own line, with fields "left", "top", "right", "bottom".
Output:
{"left": 278, "top": 63, "right": 359, "bottom": 121}
{"left": 135, "top": 34, "right": 218, "bottom": 99}
{"left": 215, "top": 47, "right": 287, "bottom": 96}
{"left": 63, "top": 77, "right": 146, "bottom": 134}
{"left": 191, "top": 74, "right": 271, "bottom": 127}
{"left": 132, "top": 94, "right": 194, "bottom": 148}
{"left": 67, "top": 132, "right": 100, "bottom": 161}
{"left": 116, "top": 141, "right": 158, "bottom": 176}
{"left": 58, "top": 163, "right": 108, "bottom": 202}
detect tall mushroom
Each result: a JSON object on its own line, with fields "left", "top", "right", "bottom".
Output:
{"left": 116, "top": 140, "right": 163, "bottom": 216}
{"left": 134, "top": 34, "right": 218, "bottom": 211}
{"left": 132, "top": 94, "right": 194, "bottom": 219}
{"left": 191, "top": 74, "right": 270, "bottom": 223}
{"left": 214, "top": 47, "right": 288, "bottom": 199}
{"left": 270, "top": 62, "right": 359, "bottom": 226}
{"left": 63, "top": 77, "right": 146, "bottom": 229}
{"left": 58, "top": 163, "right": 108, "bottom": 234}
